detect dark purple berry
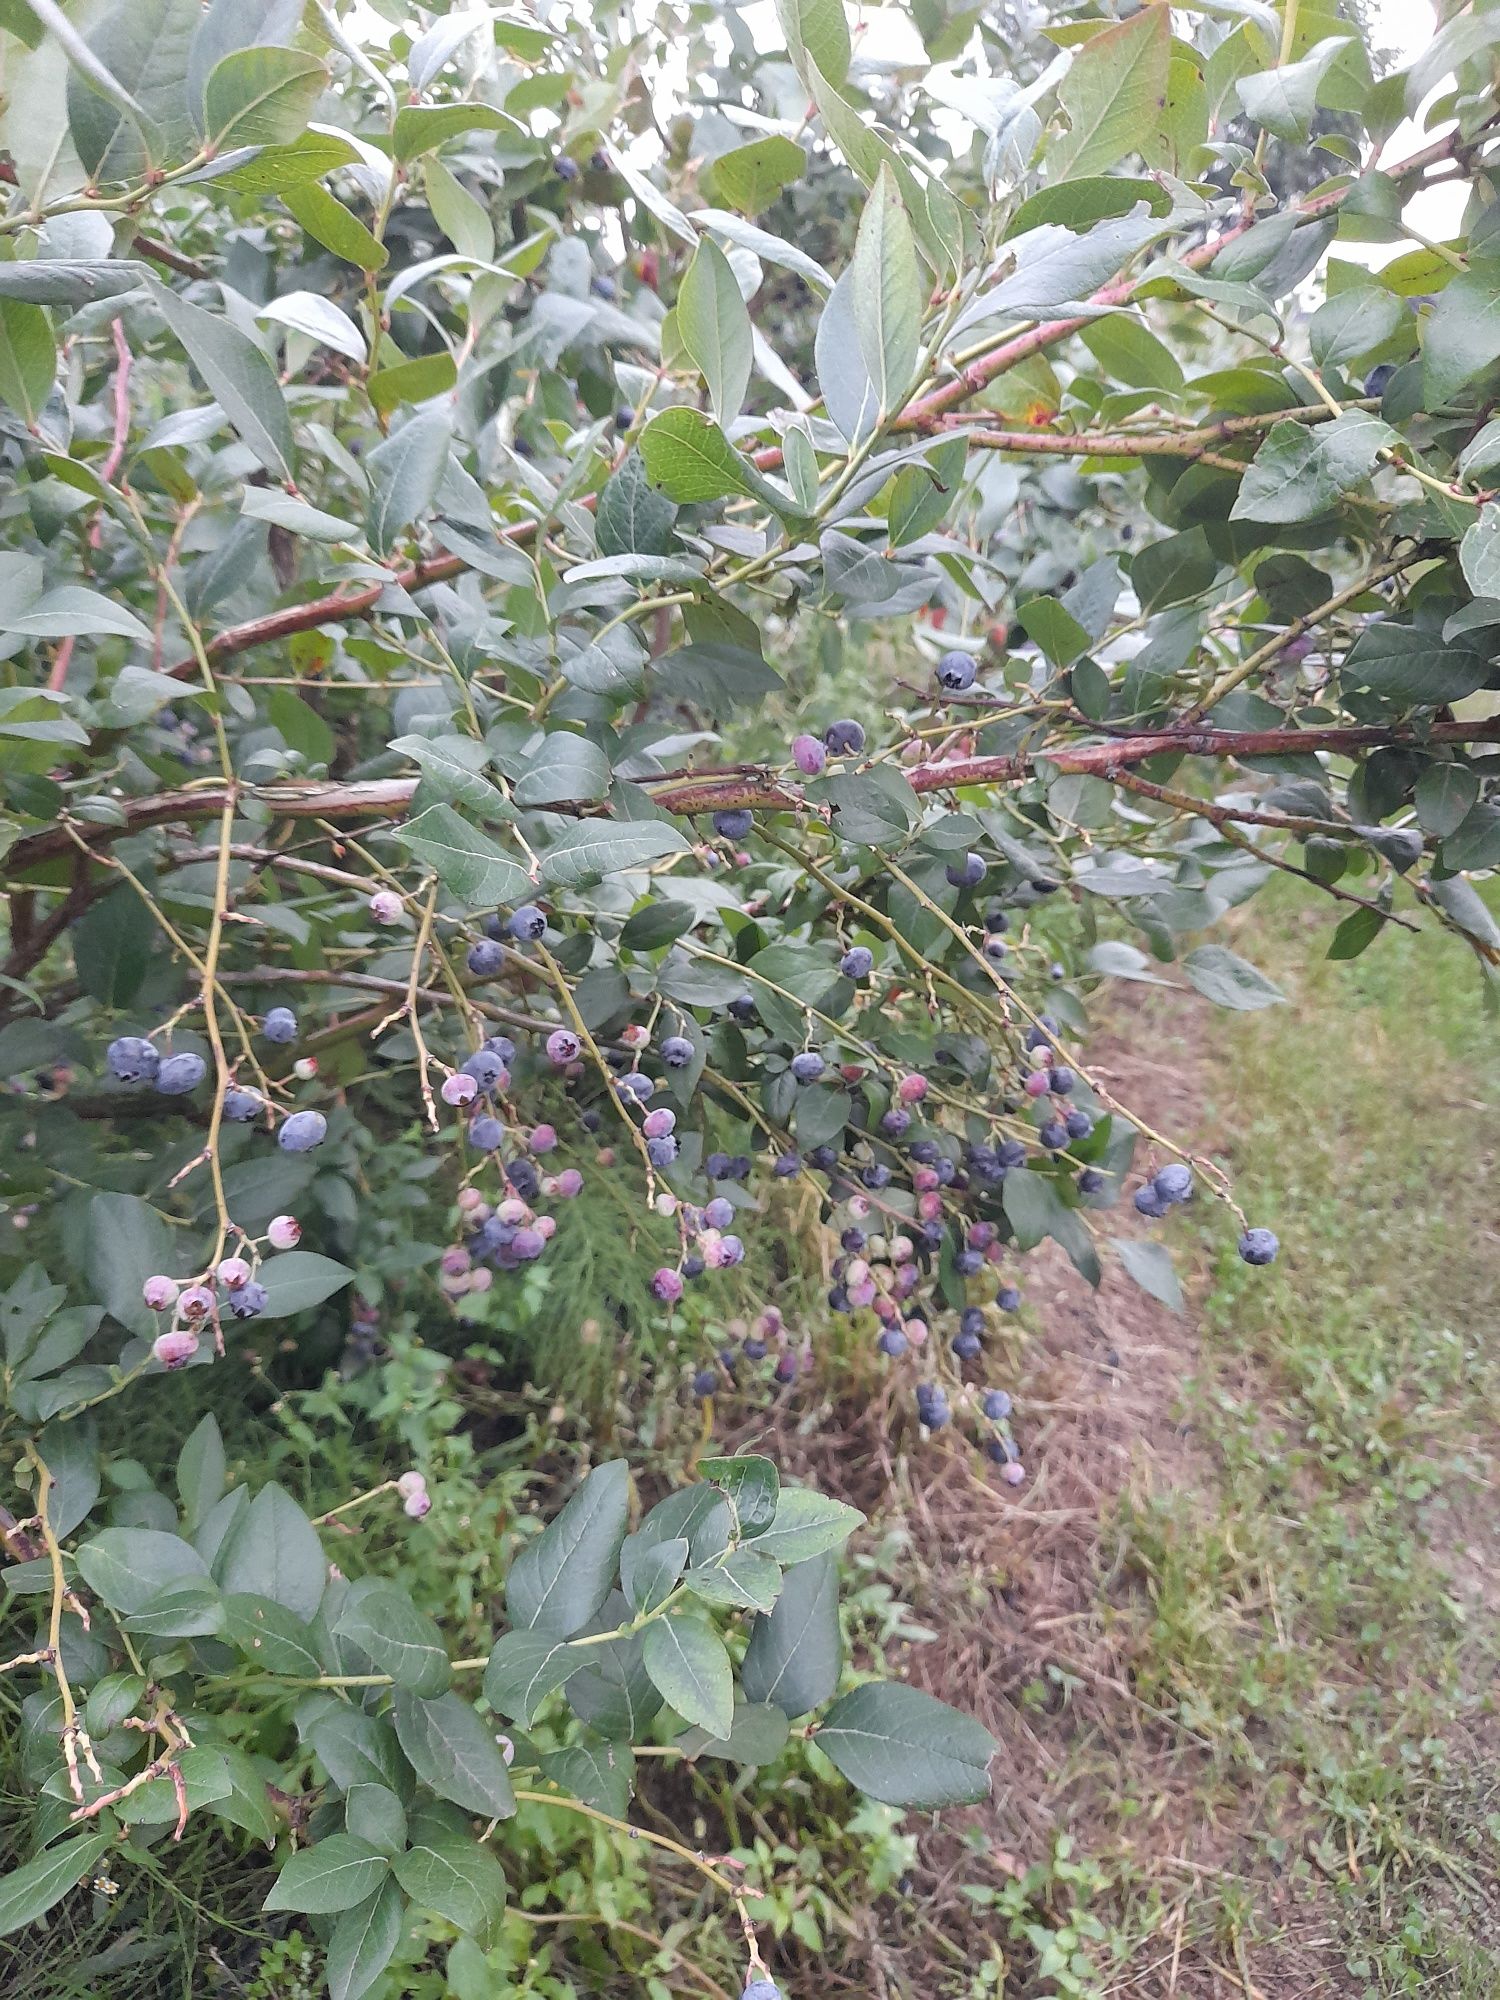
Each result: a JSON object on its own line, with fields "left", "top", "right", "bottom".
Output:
{"left": 712, "top": 808, "right": 753, "bottom": 841}
{"left": 936, "top": 649, "right": 977, "bottom": 693}
{"left": 107, "top": 1036, "right": 159, "bottom": 1083}
{"left": 262, "top": 1007, "right": 298, "bottom": 1045}
{"left": 823, "top": 719, "right": 865, "bottom": 756}
{"left": 840, "top": 946, "right": 873, "bottom": 981}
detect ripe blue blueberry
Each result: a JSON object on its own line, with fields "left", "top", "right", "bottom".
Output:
{"left": 916, "top": 1383, "right": 950, "bottom": 1429}
{"left": 982, "top": 1389, "right": 1013, "bottom": 1420}
{"left": 945, "top": 851, "right": 986, "bottom": 890}
{"left": 506, "top": 1159, "right": 541, "bottom": 1200}
{"left": 954, "top": 1249, "right": 983, "bottom": 1277}
{"left": 647, "top": 1135, "right": 678, "bottom": 1168}
{"left": 1039, "top": 1119, "right": 1068, "bottom": 1151}
{"left": 467, "top": 1115, "right": 504, "bottom": 1151}
{"left": 106, "top": 1036, "right": 159, "bottom": 1083}
{"left": 1364, "top": 362, "right": 1395, "bottom": 398}
{"left": 546, "top": 1029, "right": 581, "bottom": 1065}
{"left": 1153, "top": 1163, "right": 1193, "bottom": 1205}
{"left": 712, "top": 808, "right": 754, "bottom": 840}
{"left": 880, "top": 1108, "right": 911, "bottom": 1139}
{"left": 618, "top": 1072, "right": 654, "bottom": 1101}
{"left": 705, "top": 1152, "right": 732, "bottom": 1182}
{"left": 877, "top": 1326, "right": 909, "bottom": 1358}
{"left": 227, "top": 1280, "right": 268, "bottom": 1320}
{"left": 773, "top": 1151, "right": 801, "bottom": 1177}
{"left": 936, "top": 649, "right": 977, "bottom": 693}
{"left": 279, "top": 1110, "right": 327, "bottom": 1152}
{"left": 841, "top": 1227, "right": 866, "bottom": 1252}
{"left": 467, "top": 940, "right": 506, "bottom": 977}
{"left": 997, "top": 1285, "right": 1021, "bottom": 1313}
{"left": 744, "top": 1336, "right": 768, "bottom": 1360}
{"left": 960, "top": 1306, "right": 984, "bottom": 1339}
{"left": 1049, "top": 1066, "right": 1075, "bottom": 1095}
{"left": 222, "top": 1087, "right": 263, "bottom": 1121}
{"left": 461, "top": 1050, "right": 506, "bottom": 1095}
{"left": 485, "top": 1035, "right": 517, "bottom": 1065}
{"left": 683, "top": 1254, "right": 706, "bottom": 1279}
{"left": 555, "top": 154, "right": 580, "bottom": 181}
{"left": 718, "top": 1235, "right": 745, "bottom": 1266}
{"left": 823, "top": 718, "right": 865, "bottom": 756}
{"left": 983, "top": 937, "right": 1008, "bottom": 964}
{"left": 790, "top": 1051, "right": 825, "bottom": 1084}
{"left": 662, "top": 1035, "right": 695, "bottom": 1068}
{"left": 840, "top": 946, "right": 874, "bottom": 981}
{"left": 952, "top": 1330, "right": 982, "bottom": 1360}
{"left": 507, "top": 904, "right": 547, "bottom": 942}
{"left": 806, "top": 1144, "right": 838, "bottom": 1172}
{"left": 1134, "top": 1185, "right": 1169, "bottom": 1218}
{"left": 742, "top": 1981, "right": 783, "bottom": 2000}
{"left": 861, "top": 1163, "right": 891, "bottom": 1190}
{"left": 727, "top": 993, "right": 756, "bottom": 1023}
{"left": 984, "top": 907, "right": 1009, "bottom": 934}
{"left": 999, "top": 1140, "right": 1027, "bottom": 1170}
{"left": 703, "top": 1196, "right": 734, "bottom": 1229}
{"left": 726, "top": 1154, "right": 751, "bottom": 1182}
{"left": 1077, "top": 1167, "right": 1105, "bottom": 1195}
{"left": 262, "top": 1007, "right": 298, "bottom": 1046}
{"left": 1238, "top": 1226, "right": 1279, "bottom": 1266}
{"left": 156, "top": 1052, "right": 207, "bottom": 1095}
{"left": 1065, "top": 1109, "right": 1093, "bottom": 1141}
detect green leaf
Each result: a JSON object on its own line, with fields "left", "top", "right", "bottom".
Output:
{"left": 702, "top": 135, "right": 806, "bottom": 215}
{"left": 483, "top": 1630, "right": 586, "bottom": 1723}
{"left": 146, "top": 276, "right": 294, "bottom": 478}
{"left": 394, "top": 1836, "right": 506, "bottom": 1937}
{"left": 1051, "top": 7, "right": 1171, "bottom": 181}
{"left": 1237, "top": 35, "right": 1351, "bottom": 144}
{"left": 265, "top": 1835, "right": 389, "bottom": 1915}
{"left": 815, "top": 268, "right": 878, "bottom": 446}
{"left": 1414, "top": 762, "right": 1480, "bottom": 839}
{"left": 257, "top": 291, "right": 366, "bottom": 364}
{"left": 34, "top": 1418, "right": 100, "bottom": 1540}
{"left": 1112, "top": 1237, "right": 1184, "bottom": 1313}
{"left": 740, "top": 1552, "right": 841, "bottom": 1719}
{"left": 222, "top": 1593, "right": 323, "bottom": 1675}
{"left": 675, "top": 238, "right": 753, "bottom": 426}
{"left": 123, "top": 1575, "right": 224, "bottom": 1639}
{"left": 256, "top": 1251, "right": 356, "bottom": 1320}
{"left": 0, "top": 299, "right": 55, "bottom": 423}
{"left": 1308, "top": 286, "right": 1405, "bottom": 369}
{"left": 202, "top": 46, "right": 324, "bottom": 150}
{"left": 1080, "top": 313, "right": 1184, "bottom": 393}
{"left": 641, "top": 1614, "right": 734, "bottom": 1737}
{"left": 0, "top": 260, "right": 147, "bottom": 307}
{"left": 620, "top": 1535, "right": 689, "bottom": 1615}
{"left": 345, "top": 1784, "right": 407, "bottom": 1857}
{"left": 775, "top": 0, "right": 851, "bottom": 92}
{"left": 282, "top": 183, "right": 389, "bottom": 270}
{"left": 697, "top": 1454, "right": 779, "bottom": 1533}
{"left": 538, "top": 1738, "right": 635, "bottom": 1817}
{"left": 366, "top": 408, "right": 453, "bottom": 555}
{"left": 0, "top": 1832, "right": 111, "bottom": 1939}
{"left": 512, "top": 734, "right": 611, "bottom": 809}
{"left": 1326, "top": 904, "right": 1386, "bottom": 960}
{"left": 752, "top": 1487, "right": 863, "bottom": 1566}
{"left": 1343, "top": 624, "right": 1490, "bottom": 707}
{"left": 65, "top": 0, "right": 199, "bottom": 182}
{"left": 72, "top": 883, "right": 150, "bottom": 1007}
{"left": 335, "top": 1579, "right": 452, "bottom": 1697}
{"left": 1016, "top": 596, "right": 1092, "bottom": 668}
{"left": 326, "top": 1879, "right": 405, "bottom": 2000}
{"left": 74, "top": 1527, "right": 209, "bottom": 1614}
{"left": 389, "top": 735, "right": 510, "bottom": 819}
{"left": 683, "top": 1548, "right": 781, "bottom": 1614}
{"left": 538, "top": 820, "right": 690, "bottom": 890}
{"left": 177, "top": 1412, "right": 226, "bottom": 1531}
{"left": 851, "top": 164, "right": 920, "bottom": 422}
{"left": 368, "top": 351, "right": 458, "bottom": 418}
{"left": 810, "top": 767, "right": 920, "bottom": 847}
{"left": 507, "top": 1460, "right": 630, "bottom": 1638}
{"left": 676, "top": 1700, "right": 792, "bottom": 1766}
{"left": 396, "top": 804, "right": 532, "bottom": 908}
{"left": 1422, "top": 262, "right": 1500, "bottom": 407}
{"left": 391, "top": 1691, "right": 516, "bottom": 1819}
{"left": 689, "top": 209, "right": 834, "bottom": 293}
{"left": 1459, "top": 504, "right": 1500, "bottom": 599}
{"left": 425, "top": 156, "right": 494, "bottom": 265}
{"left": 392, "top": 102, "right": 514, "bottom": 163}
{"left": 887, "top": 435, "right": 967, "bottom": 547}
{"left": 595, "top": 449, "right": 679, "bottom": 559}
{"left": 214, "top": 1482, "right": 326, "bottom": 1620}
{"left": 640, "top": 406, "right": 781, "bottom": 509}
{"left": 1230, "top": 410, "right": 1394, "bottom": 523}
{"left": 815, "top": 1682, "right": 997, "bottom": 1807}
{"left": 86, "top": 1191, "right": 173, "bottom": 1338}
{"left": 1181, "top": 944, "right": 1286, "bottom": 1010}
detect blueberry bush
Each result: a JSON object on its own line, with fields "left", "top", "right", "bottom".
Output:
{"left": 0, "top": 0, "right": 1498, "bottom": 1991}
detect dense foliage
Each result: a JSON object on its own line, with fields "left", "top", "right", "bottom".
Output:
{"left": 0, "top": 0, "right": 1498, "bottom": 1991}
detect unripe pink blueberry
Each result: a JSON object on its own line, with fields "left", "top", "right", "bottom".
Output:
{"left": 985, "top": 1241, "right": 1006, "bottom": 1265}
{"left": 529, "top": 1123, "right": 558, "bottom": 1154}
{"left": 1002, "top": 1460, "right": 1026, "bottom": 1486}
{"left": 397, "top": 1470, "right": 427, "bottom": 1499}
{"left": 759, "top": 1307, "right": 784, "bottom": 1339}
{"left": 849, "top": 1279, "right": 877, "bottom": 1309}
{"left": 217, "top": 1257, "right": 251, "bottom": 1292}
{"left": 896, "top": 1073, "right": 928, "bottom": 1104}
{"left": 442, "top": 1073, "right": 478, "bottom": 1107}
{"left": 642, "top": 1107, "right": 676, "bottom": 1139}
{"left": 267, "top": 1215, "right": 301, "bottom": 1249}
{"left": 403, "top": 1489, "right": 432, "bottom": 1518}
{"left": 846, "top": 1195, "right": 872, "bottom": 1221}
{"left": 441, "top": 1246, "right": 471, "bottom": 1276}
{"left": 970, "top": 1222, "right": 998, "bottom": 1251}
{"left": 918, "top": 1191, "right": 943, "bottom": 1221}
{"left": 792, "top": 732, "right": 826, "bottom": 776}
{"left": 847, "top": 1258, "right": 870, "bottom": 1286}
{"left": 874, "top": 1295, "right": 898, "bottom": 1322}
{"left": 536, "top": 1215, "right": 557, "bottom": 1241}
{"left": 369, "top": 890, "right": 403, "bottom": 925}
{"left": 596, "top": 1146, "right": 616, "bottom": 1167}
{"left": 651, "top": 1267, "right": 684, "bottom": 1303}
{"left": 554, "top": 1168, "right": 583, "bottom": 1198}
{"left": 889, "top": 1235, "right": 914, "bottom": 1264}
{"left": 620, "top": 1024, "right": 650, "bottom": 1049}
{"left": 457, "top": 1186, "right": 484, "bottom": 1213}
{"left": 469, "top": 1266, "right": 493, "bottom": 1292}
{"left": 180, "top": 1285, "right": 216, "bottom": 1321}
{"left": 903, "top": 1316, "right": 927, "bottom": 1343}
{"left": 440, "top": 1272, "right": 470, "bottom": 1297}
{"left": 1025, "top": 1069, "right": 1051, "bottom": 1098}
{"left": 153, "top": 1328, "right": 199, "bottom": 1370}
{"left": 143, "top": 1275, "right": 179, "bottom": 1312}
{"left": 895, "top": 1266, "right": 920, "bottom": 1299}
{"left": 654, "top": 1192, "right": 677, "bottom": 1217}
{"left": 293, "top": 1057, "right": 318, "bottom": 1082}
{"left": 498, "top": 1198, "right": 528, "bottom": 1226}
{"left": 914, "top": 1166, "right": 939, "bottom": 1193}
